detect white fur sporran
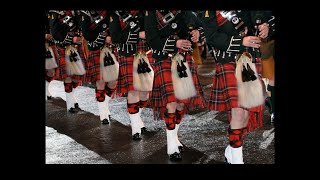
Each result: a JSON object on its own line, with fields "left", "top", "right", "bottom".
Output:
{"left": 65, "top": 45, "right": 86, "bottom": 75}
{"left": 171, "top": 53, "right": 196, "bottom": 100}
{"left": 133, "top": 52, "right": 154, "bottom": 91}
{"left": 235, "top": 52, "right": 264, "bottom": 108}
{"left": 100, "top": 46, "right": 119, "bottom": 82}
{"left": 45, "top": 44, "right": 58, "bottom": 70}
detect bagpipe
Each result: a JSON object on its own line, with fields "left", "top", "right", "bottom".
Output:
{"left": 186, "top": 25, "right": 203, "bottom": 65}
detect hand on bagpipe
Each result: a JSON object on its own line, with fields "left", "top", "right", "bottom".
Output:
{"left": 253, "top": 13, "right": 269, "bottom": 39}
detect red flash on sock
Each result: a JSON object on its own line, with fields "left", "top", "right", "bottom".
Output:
{"left": 228, "top": 128, "right": 244, "bottom": 148}
{"left": 164, "top": 111, "right": 176, "bottom": 130}
{"left": 175, "top": 109, "right": 185, "bottom": 124}
{"left": 64, "top": 82, "right": 73, "bottom": 93}
{"left": 95, "top": 89, "right": 105, "bottom": 102}
{"left": 127, "top": 102, "right": 139, "bottom": 114}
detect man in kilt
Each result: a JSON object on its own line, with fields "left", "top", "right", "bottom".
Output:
{"left": 45, "top": 16, "right": 58, "bottom": 100}
{"left": 109, "top": 10, "right": 153, "bottom": 140}
{"left": 199, "top": 10, "right": 274, "bottom": 164}
{"left": 48, "top": 10, "right": 86, "bottom": 113}
{"left": 78, "top": 10, "right": 117, "bottom": 124}
{"left": 144, "top": 10, "right": 207, "bottom": 161}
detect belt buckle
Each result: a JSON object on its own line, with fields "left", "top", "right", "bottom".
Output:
{"left": 162, "top": 12, "right": 175, "bottom": 24}
{"left": 63, "top": 16, "right": 71, "bottom": 23}
{"left": 94, "top": 16, "right": 103, "bottom": 24}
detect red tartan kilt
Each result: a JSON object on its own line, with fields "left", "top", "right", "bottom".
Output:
{"left": 208, "top": 58, "right": 263, "bottom": 131}
{"left": 54, "top": 46, "right": 85, "bottom": 81}
{"left": 83, "top": 49, "right": 101, "bottom": 83}
{"left": 116, "top": 53, "right": 153, "bottom": 95}
{"left": 150, "top": 54, "right": 207, "bottom": 120}
{"left": 83, "top": 47, "right": 118, "bottom": 83}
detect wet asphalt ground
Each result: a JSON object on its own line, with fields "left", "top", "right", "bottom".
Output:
{"left": 46, "top": 57, "right": 275, "bottom": 164}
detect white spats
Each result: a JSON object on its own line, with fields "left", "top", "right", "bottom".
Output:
{"left": 46, "top": 81, "right": 52, "bottom": 98}
{"left": 97, "top": 100, "right": 109, "bottom": 122}
{"left": 166, "top": 129, "right": 179, "bottom": 155}
{"left": 129, "top": 113, "right": 141, "bottom": 135}
{"left": 175, "top": 124, "right": 183, "bottom": 147}
{"left": 224, "top": 145, "right": 232, "bottom": 164}
{"left": 65, "top": 92, "right": 75, "bottom": 111}
{"left": 105, "top": 95, "right": 111, "bottom": 118}
{"left": 138, "top": 108, "right": 145, "bottom": 129}
{"left": 225, "top": 145, "right": 244, "bottom": 164}
{"left": 231, "top": 146, "right": 244, "bottom": 164}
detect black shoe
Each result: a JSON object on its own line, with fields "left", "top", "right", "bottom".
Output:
{"left": 74, "top": 103, "right": 82, "bottom": 111}
{"left": 132, "top": 133, "right": 142, "bottom": 140}
{"left": 101, "top": 119, "right": 110, "bottom": 124}
{"left": 178, "top": 146, "right": 184, "bottom": 154}
{"left": 169, "top": 152, "right": 182, "bottom": 161}
{"left": 68, "top": 107, "right": 76, "bottom": 113}
{"left": 47, "top": 96, "right": 52, "bottom": 100}
{"left": 141, "top": 127, "right": 147, "bottom": 134}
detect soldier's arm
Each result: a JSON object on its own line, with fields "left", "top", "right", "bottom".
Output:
{"left": 200, "top": 10, "right": 245, "bottom": 53}
{"left": 144, "top": 10, "right": 178, "bottom": 54}
{"left": 109, "top": 12, "right": 137, "bottom": 44}
{"left": 49, "top": 11, "right": 74, "bottom": 46}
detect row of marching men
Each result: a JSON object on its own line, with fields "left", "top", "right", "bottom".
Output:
{"left": 45, "top": 10, "right": 275, "bottom": 163}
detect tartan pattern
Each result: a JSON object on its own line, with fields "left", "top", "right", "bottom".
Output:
{"left": 83, "top": 49, "right": 102, "bottom": 83}
{"left": 116, "top": 48, "right": 153, "bottom": 96}
{"left": 117, "top": 55, "right": 135, "bottom": 95}
{"left": 127, "top": 101, "right": 140, "bottom": 114}
{"left": 136, "top": 39, "right": 150, "bottom": 53}
{"left": 139, "top": 100, "right": 148, "bottom": 108}
{"left": 216, "top": 11, "right": 228, "bottom": 26}
{"left": 95, "top": 89, "right": 105, "bottom": 102}
{"left": 105, "top": 84, "right": 116, "bottom": 97}
{"left": 72, "top": 81, "right": 81, "bottom": 89}
{"left": 228, "top": 128, "right": 244, "bottom": 148}
{"left": 208, "top": 58, "right": 263, "bottom": 131}
{"left": 175, "top": 109, "right": 185, "bottom": 124}
{"left": 83, "top": 47, "right": 118, "bottom": 83}
{"left": 64, "top": 82, "right": 73, "bottom": 93}
{"left": 55, "top": 46, "right": 86, "bottom": 81}
{"left": 164, "top": 111, "right": 176, "bottom": 130}
{"left": 150, "top": 53, "right": 207, "bottom": 120}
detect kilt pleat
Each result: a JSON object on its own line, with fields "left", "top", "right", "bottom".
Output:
{"left": 150, "top": 54, "right": 207, "bottom": 120}
{"left": 209, "top": 58, "right": 264, "bottom": 131}
{"left": 54, "top": 45, "right": 86, "bottom": 81}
